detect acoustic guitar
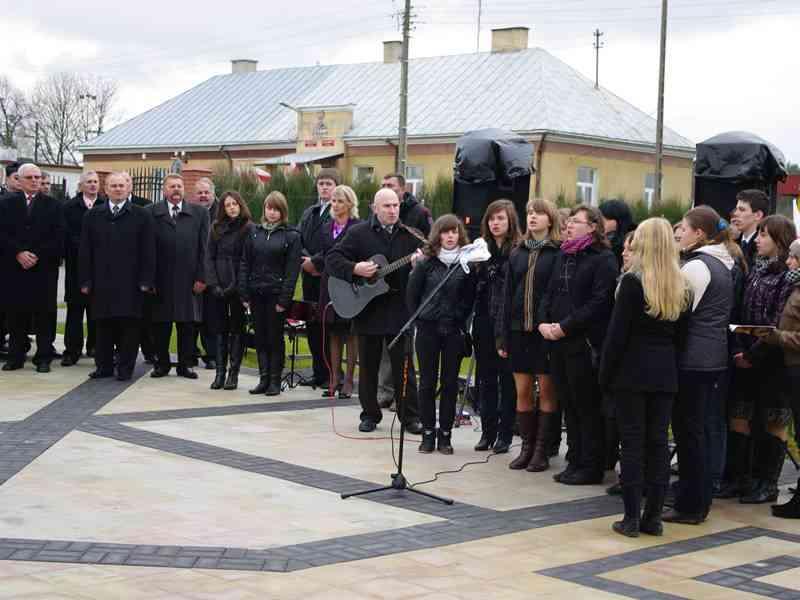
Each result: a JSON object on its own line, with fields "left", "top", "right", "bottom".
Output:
{"left": 327, "top": 252, "right": 418, "bottom": 319}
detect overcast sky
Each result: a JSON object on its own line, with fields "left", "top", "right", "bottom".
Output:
{"left": 3, "top": 0, "right": 799, "bottom": 162}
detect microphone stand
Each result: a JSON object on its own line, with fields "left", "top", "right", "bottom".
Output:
{"left": 341, "top": 262, "right": 466, "bottom": 505}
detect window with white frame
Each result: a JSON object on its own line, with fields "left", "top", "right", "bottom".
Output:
{"left": 353, "top": 165, "right": 374, "bottom": 183}
{"left": 405, "top": 165, "right": 424, "bottom": 197}
{"left": 576, "top": 167, "right": 597, "bottom": 205}
{"left": 644, "top": 173, "right": 656, "bottom": 208}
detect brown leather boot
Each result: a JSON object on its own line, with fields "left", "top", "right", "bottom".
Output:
{"left": 509, "top": 411, "right": 537, "bottom": 470}
{"left": 527, "top": 411, "right": 554, "bottom": 472}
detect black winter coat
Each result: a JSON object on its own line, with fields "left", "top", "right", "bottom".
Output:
{"left": 205, "top": 219, "right": 249, "bottom": 293}
{"left": 0, "top": 191, "right": 65, "bottom": 311}
{"left": 473, "top": 239, "right": 511, "bottom": 320}
{"left": 63, "top": 193, "right": 105, "bottom": 304}
{"left": 238, "top": 224, "right": 302, "bottom": 309}
{"left": 538, "top": 243, "right": 619, "bottom": 350}
{"left": 497, "top": 241, "right": 560, "bottom": 349}
{"left": 400, "top": 193, "right": 432, "bottom": 237}
{"left": 599, "top": 273, "right": 686, "bottom": 393}
{"left": 130, "top": 193, "right": 151, "bottom": 207}
{"left": 406, "top": 255, "right": 476, "bottom": 331}
{"left": 298, "top": 201, "right": 331, "bottom": 302}
{"left": 147, "top": 200, "right": 209, "bottom": 323}
{"left": 78, "top": 202, "right": 156, "bottom": 319}
{"left": 326, "top": 216, "right": 424, "bottom": 335}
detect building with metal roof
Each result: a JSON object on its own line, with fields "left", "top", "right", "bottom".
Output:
{"left": 81, "top": 27, "right": 696, "bottom": 205}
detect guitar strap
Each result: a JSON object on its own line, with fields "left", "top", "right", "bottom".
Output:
{"left": 397, "top": 222, "right": 428, "bottom": 247}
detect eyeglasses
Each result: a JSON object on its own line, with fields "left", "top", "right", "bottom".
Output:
{"left": 566, "top": 218, "right": 591, "bottom": 225}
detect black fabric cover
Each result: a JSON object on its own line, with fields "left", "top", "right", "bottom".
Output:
{"left": 695, "top": 131, "right": 787, "bottom": 183}
{"left": 454, "top": 128, "right": 535, "bottom": 185}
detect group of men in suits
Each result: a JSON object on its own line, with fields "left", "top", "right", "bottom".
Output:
{"left": 0, "top": 164, "right": 210, "bottom": 380}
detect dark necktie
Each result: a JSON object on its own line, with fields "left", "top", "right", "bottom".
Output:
{"left": 113, "top": 205, "right": 120, "bottom": 217}
{"left": 172, "top": 205, "right": 179, "bottom": 221}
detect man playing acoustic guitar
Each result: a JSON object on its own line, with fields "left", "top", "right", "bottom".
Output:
{"left": 326, "top": 188, "right": 425, "bottom": 434}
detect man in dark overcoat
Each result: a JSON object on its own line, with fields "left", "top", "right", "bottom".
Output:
{"left": 0, "top": 163, "right": 65, "bottom": 372}
{"left": 147, "top": 174, "right": 208, "bottom": 378}
{"left": 79, "top": 172, "right": 156, "bottom": 380}
{"left": 298, "top": 168, "right": 337, "bottom": 387}
{"left": 325, "top": 188, "right": 423, "bottom": 434}
{"left": 190, "top": 176, "right": 218, "bottom": 369}
{"left": 61, "top": 171, "right": 104, "bottom": 365}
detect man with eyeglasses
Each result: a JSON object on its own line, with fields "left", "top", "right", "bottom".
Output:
{"left": 0, "top": 163, "right": 65, "bottom": 372}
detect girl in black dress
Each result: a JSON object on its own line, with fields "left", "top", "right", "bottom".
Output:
{"left": 498, "top": 199, "right": 561, "bottom": 472}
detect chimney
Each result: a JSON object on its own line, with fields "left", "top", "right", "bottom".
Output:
{"left": 491, "top": 27, "right": 530, "bottom": 53}
{"left": 231, "top": 59, "right": 258, "bottom": 74}
{"left": 383, "top": 40, "right": 403, "bottom": 64}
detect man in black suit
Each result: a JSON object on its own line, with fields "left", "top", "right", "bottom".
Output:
{"left": 326, "top": 188, "right": 424, "bottom": 434}
{"left": 0, "top": 161, "right": 22, "bottom": 357}
{"left": 61, "top": 171, "right": 104, "bottom": 365}
{"left": 147, "top": 174, "right": 209, "bottom": 379}
{"left": 731, "top": 189, "right": 769, "bottom": 271}
{"left": 191, "top": 177, "right": 218, "bottom": 370}
{"left": 79, "top": 172, "right": 156, "bottom": 380}
{"left": 0, "top": 163, "right": 65, "bottom": 372}
{"left": 298, "top": 168, "right": 338, "bottom": 387}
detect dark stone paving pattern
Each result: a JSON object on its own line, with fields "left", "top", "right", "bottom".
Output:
{"left": 87, "top": 396, "right": 360, "bottom": 424}
{"left": 538, "top": 526, "right": 800, "bottom": 599}
{"left": 0, "top": 364, "right": 147, "bottom": 485}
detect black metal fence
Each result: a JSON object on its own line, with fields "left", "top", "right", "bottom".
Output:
{"left": 129, "top": 167, "right": 166, "bottom": 203}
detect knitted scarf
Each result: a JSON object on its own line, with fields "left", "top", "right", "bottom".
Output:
{"left": 522, "top": 238, "right": 549, "bottom": 331}
{"left": 261, "top": 222, "right": 280, "bottom": 234}
{"left": 438, "top": 246, "right": 461, "bottom": 266}
{"left": 561, "top": 234, "right": 593, "bottom": 255}
{"left": 787, "top": 268, "right": 800, "bottom": 286}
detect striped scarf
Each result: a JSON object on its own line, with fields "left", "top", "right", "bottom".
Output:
{"left": 522, "top": 239, "right": 549, "bottom": 331}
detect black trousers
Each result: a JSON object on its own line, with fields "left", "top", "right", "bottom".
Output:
{"left": 206, "top": 294, "right": 246, "bottom": 335}
{"left": 550, "top": 338, "right": 605, "bottom": 474}
{"left": 673, "top": 369, "right": 721, "bottom": 516}
{"left": 64, "top": 302, "right": 96, "bottom": 358}
{"left": 474, "top": 314, "right": 516, "bottom": 442}
{"left": 151, "top": 321, "right": 196, "bottom": 369}
{"left": 251, "top": 295, "right": 286, "bottom": 374}
{"left": 7, "top": 309, "right": 55, "bottom": 364}
{"left": 616, "top": 390, "right": 674, "bottom": 493}
{"left": 96, "top": 317, "right": 140, "bottom": 377}
{"left": 416, "top": 322, "right": 463, "bottom": 431}
{"left": 358, "top": 333, "right": 419, "bottom": 424}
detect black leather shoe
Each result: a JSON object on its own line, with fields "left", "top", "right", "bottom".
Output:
{"left": 116, "top": 372, "right": 133, "bottom": 381}
{"left": 404, "top": 419, "right": 424, "bottom": 435}
{"left": 61, "top": 354, "right": 78, "bottom": 366}
{"left": 553, "top": 464, "right": 578, "bottom": 482}
{"left": 437, "top": 430, "right": 454, "bottom": 455}
{"left": 559, "top": 469, "right": 604, "bottom": 486}
{"left": 661, "top": 509, "right": 705, "bottom": 525}
{"left": 492, "top": 438, "right": 511, "bottom": 454}
{"left": 2, "top": 361, "right": 24, "bottom": 371}
{"left": 612, "top": 517, "right": 640, "bottom": 538}
{"left": 474, "top": 433, "right": 494, "bottom": 451}
{"left": 176, "top": 366, "right": 198, "bottom": 379}
{"left": 89, "top": 369, "right": 114, "bottom": 379}
{"left": 36, "top": 362, "right": 51, "bottom": 373}
{"left": 150, "top": 366, "right": 170, "bottom": 378}
{"left": 639, "top": 518, "right": 664, "bottom": 536}
{"left": 419, "top": 429, "right": 435, "bottom": 453}
{"left": 359, "top": 419, "right": 377, "bottom": 433}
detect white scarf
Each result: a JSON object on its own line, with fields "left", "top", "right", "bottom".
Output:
{"left": 438, "top": 246, "right": 461, "bottom": 266}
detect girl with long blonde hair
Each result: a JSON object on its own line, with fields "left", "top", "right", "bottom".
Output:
{"left": 599, "top": 218, "right": 690, "bottom": 538}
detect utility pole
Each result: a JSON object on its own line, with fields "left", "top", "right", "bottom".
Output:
{"left": 397, "top": 0, "right": 412, "bottom": 175}
{"left": 34, "top": 122, "right": 39, "bottom": 164}
{"left": 654, "top": 0, "right": 668, "bottom": 207}
{"left": 593, "top": 29, "right": 604, "bottom": 89}
{"left": 476, "top": 0, "right": 482, "bottom": 53}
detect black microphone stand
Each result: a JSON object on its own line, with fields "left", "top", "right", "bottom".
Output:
{"left": 341, "top": 262, "right": 465, "bottom": 505}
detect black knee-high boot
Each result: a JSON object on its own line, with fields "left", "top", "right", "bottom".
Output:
{"left": 210, "top": 334, "right": 228, "bottom": 390}
{"left": 773, "top": 477, "right": 800, "bottom": 518}
{"left": 224, "top": 334, "right": 243, "bottom": 390}
{"left": 613, "top": 486, "right": 641, "bottom": 538}
{"left": 741, "top": 434, "right": 785, "bottom": 504}
{"left": 716, "top": 431, "right": 753, "bottom": 498}
{"left": 249, "top": 350, "right": 270, "bottom": 394}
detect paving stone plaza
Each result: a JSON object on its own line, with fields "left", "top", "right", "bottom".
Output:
{"left": 3, "top": 344, "right": 800, "bottom": 599}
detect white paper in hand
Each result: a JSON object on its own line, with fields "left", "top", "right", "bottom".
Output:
{"left": 457, "top": 237, "right": 491, "bottom": 273}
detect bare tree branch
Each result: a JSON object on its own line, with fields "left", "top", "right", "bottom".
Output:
{"left": 0, "top": 76, "right": 31, "bottom": 148}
